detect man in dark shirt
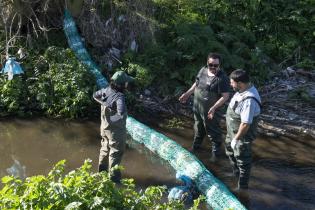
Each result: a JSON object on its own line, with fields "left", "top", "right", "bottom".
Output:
{"left": 93, "top": 71, "right": 134, "bottom": 183}
{"left": 179, "top": 53, "right": 230, "bottom": 161}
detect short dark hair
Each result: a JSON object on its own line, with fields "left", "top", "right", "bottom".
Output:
{"left": 207, "top": 53, "right": 221, "bottom": 62}
{"left": 230, "top": 69, "right": 250, "bottom": 83}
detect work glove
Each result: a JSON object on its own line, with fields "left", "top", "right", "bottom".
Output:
{"left": 231, "top": 138, "right": 239, "bottom": 150}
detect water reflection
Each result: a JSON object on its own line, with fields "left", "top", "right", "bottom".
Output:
{"left": 6, "top": 157, "right": 26, "bottom": 179}
{"left": 0, "top": 118, "right": 177, "bottom": 190}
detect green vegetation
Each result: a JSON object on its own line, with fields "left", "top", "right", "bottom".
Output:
{"left": 0, "top": 44, "right": 97, "bottom": 118}
{"left": 288, "top": 87, "right": 315, "bottom": 105}
{"left": 0, "top": 0, "right": 314, "bottom": 117}
{"left": 127, "top": 0, "right": 314, "bottom": 93}
{"left": 161, "top": 117, "right": 185, "bottom": 129}
{"left": 0, "top": 159, "right": 202, "bottom": 209}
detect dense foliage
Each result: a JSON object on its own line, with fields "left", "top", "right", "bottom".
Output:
{"left": 0, "top": 159, "right": 202, "bottom": 209}
{"left": 125, "top": 0, "right": 314, "bottom": 95}
{"left": 0, "top": 0, "right": 314, "bottom": 116}
{"left": 0, "top": 44, "right": 97, "bottom": 118}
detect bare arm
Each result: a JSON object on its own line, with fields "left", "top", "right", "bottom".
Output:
{"left": 208, "top": 92, "right": 230, "bottom": 119}
{"left": 234, "top": 122, "right": 250, "bottom": 140}
{"left": 179, "top": 82, "right": 196, "bottom": 103}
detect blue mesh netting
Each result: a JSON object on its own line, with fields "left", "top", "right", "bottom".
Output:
{"left": 63, "top": 10, "right": 107, "bottom": 88}
{"left": 63, "top": 9, "right": 246, "bottom": 210}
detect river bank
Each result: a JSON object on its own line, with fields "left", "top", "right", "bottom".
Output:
{"left": 134, "top": 67, "right": 315, "bottom": 139}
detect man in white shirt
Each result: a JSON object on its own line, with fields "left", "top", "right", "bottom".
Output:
{"left": 225, "top": 69, "right": 261, "bottom": 190}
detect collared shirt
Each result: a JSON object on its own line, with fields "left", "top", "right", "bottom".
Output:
{"left": 229, "top": 85, "right": 261, "bottom": 124}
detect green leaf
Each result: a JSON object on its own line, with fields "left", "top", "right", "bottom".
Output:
{"left": 65, "top": 201, "right": 82, "bottom": 210}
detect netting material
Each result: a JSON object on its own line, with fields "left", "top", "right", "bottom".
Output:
{"left": 126, "top": 118, "right": 246, "bottom": 210}
{"left": 63, "top": 9, "right": 246, "bottom": 210}
{"left": 64, "top": 10, "right": 108, "bottom": 88}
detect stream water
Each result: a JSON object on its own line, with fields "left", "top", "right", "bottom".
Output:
{"left": 0, "top": 117, "right": 314, "bottom": 210}
{"left": 156, "top": 119, "right": 315, "bottom": 210}
{"left": 0, "top": 118, "right": 176, "bottom": 189}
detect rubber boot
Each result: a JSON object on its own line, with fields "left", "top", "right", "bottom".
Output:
{"left": 98, "top": 164, "right": 107, "bottom": 173}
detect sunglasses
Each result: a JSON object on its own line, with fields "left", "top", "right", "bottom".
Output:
{"left": 208, "top": 63, "right": 219, "bottom": 68}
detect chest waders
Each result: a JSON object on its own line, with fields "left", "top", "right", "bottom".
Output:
{"left": 193, "top": 85, "right": 223, "bottom": 155}
{"left": 99, "top": 105, "right": 127, "bottom": 183}
{"left": 225, "top": 106, "right": 258, "bottom": 189}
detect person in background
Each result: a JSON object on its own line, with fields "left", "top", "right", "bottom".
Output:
{"left": 179, "top": 53, "right": 230, "bottom": 161}
{"left": 225, "top": 69, "right": 261, "bottom": 191}
{"left": 93, "top": 71, "right": 134, "bottom": 183}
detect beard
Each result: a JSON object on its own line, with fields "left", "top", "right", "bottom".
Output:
{"left": 233, "top": 86, "right": 240, "bottom": 92}
{"left": 209, "top": 67, "right": 218, "bottom": 74}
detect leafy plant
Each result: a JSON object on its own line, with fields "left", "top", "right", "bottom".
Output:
{"left": 26, "top": 46, "right": 97, "bottom": 118}
{"left": 122, "top": 63, "right": 154, "bottom": 89}
{"left": 0, "top": 159, "right": 202, "bottom": 209}
{"left": 0, "top": 30, "right": 99, "bottom": 118}
{"left": 0, "top": 76, "right": 28, "bottom": 117}
{"left": 295, "top": 58, "right": 315, "bottom": 70}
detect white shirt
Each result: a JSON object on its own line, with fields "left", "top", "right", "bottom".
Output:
{"left": 229, "top": 85, "right": 261, "bottom": 124}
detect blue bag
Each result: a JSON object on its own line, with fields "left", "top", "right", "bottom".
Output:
{"left": 2, "top": 57, "right": 24, "bottom": 80}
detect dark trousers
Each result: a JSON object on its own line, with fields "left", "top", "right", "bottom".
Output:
{"left": 193, "top": 111, "right": 222, "bottom": 154}
{"left": 225, "top": 136, "right": 252, "bottom": 188}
